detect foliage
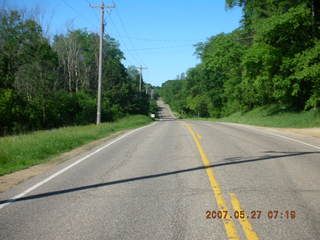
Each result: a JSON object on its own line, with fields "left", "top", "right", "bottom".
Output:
{"left": 0, "top": 115, "right": 152, "bottom": 176}
{"left": 160, "top": 0, "right": 320, "bottom": 118}
{"left": 0, "top": 9, "right": 155, "bottom": 135}
{"left": 205, "top": 105, "right": 320, "bottom": 128}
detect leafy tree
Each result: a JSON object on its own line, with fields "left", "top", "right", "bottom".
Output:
{"left": 0, "top": 9, "right": 153, "bottom": 135}
{"left": 161, "top": 0, "right": 320, "bottom": 117}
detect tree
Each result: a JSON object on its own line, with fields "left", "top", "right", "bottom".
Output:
{"left": 160, "top": 0, "right": 320, "bottom": 117}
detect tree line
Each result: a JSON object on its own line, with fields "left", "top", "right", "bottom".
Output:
{"left": 0, "top": 9, "right": 156, "bottom": 135}
{"left": 160, "top": 0, "right": 320, "bottom": 117}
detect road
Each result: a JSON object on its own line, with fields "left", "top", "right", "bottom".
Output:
{"left": 1, "top": 101, "right": 320, "bottom": 240}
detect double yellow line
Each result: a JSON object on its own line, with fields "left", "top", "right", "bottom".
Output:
{"left": 185, "top": 123, "right": 259, "bottom": 240}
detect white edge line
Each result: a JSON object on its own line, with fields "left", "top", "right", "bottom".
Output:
{"left": 0, "top": 122, "right": 157, "bottom": 210}
{"left": 217, "top": 122, "right": 320, "bottom": 151}
{"left": 258, "top": 130, "right": 320, "bottom": 150}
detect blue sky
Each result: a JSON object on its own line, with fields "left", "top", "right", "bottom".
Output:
{"left": 7, "top": 0, "right": 242, "bottom": 86}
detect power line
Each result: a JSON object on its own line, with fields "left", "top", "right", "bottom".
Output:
{"left": 109, "top": 35, "right": 205, "bottom": 43}
{"left": 126, "top": 44, "right": 194, "bottom": 52}
{"left": 60, "top": 0, "right": 97, "bottom": 30}
{"left": 85, "top": 0, "right": 100, "bottom": 23}
{"left": 108, "top": 16, "right": 143, "bottom": 67}
{"left": 84, "top": 1, "right": 147, "bottom": 78}
{"left": 112, "top": 2, "right": 146, "bottom": 66}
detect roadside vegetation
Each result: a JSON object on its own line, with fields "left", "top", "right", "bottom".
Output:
{"left": 190, "top": 105, "right": 320, "bottom": 128}
{"left": 160, "top": 1, "right": 320, "bottom": 125}
{"left": 0, "top": 115, "right": 152, "bottom": 176}
{"left": 0, "top": 7, "right": 158, "bottom": 136}
{"left": 0, "top": 5, "right": 160, "bottom": 176}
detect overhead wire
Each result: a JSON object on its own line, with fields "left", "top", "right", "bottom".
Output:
{"left": 85, "top": 0, "right": 100, "bottom": 24}
{"left": 62, "top": 0, "right": 137, "bottom": 67}
{"left": 109, "top": 35, "right": 205, "bottom": 43}
{"left": 108, "top": 15, "right": 143, "bottom": 67}
{"left": 112, "top": 2, "right": 146, "bottom": 66}
{"left": 126, "top": 45, "right": 194, "bottom": 52}
{"left": 60, "top": 0, "right": 97, "bottom": 31}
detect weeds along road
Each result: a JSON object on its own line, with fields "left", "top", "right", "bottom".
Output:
{"left": 1, "top": 101, "right": 320, "bottom": 240}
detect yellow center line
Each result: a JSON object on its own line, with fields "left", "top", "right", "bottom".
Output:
{"left": 185, "top": 123, "right": 240, "bottom": 240}
{"left": 230, "top": 193, "right": 259, "bottom": 240}
{"left": 197, "top": 133, "right": 203, "bottom": 139}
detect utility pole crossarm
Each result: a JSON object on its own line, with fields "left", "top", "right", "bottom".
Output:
{"left": 89, "top": 2, "right": 115, "bottom": 125}
{"left": 89, "top": 3, "right": 116, "bottom": 9}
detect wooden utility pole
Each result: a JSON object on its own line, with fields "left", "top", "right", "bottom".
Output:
{"left": 138, "top": 65, "right": 147, "bottom": 92}
{"left": 90, "top": 1, "right": 115, "bottom": 125}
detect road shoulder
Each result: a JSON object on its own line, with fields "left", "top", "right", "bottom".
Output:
{"left": 0, "top": 130, "right": 128, "bottom": 193}
{"left": 230, "top": 123, "right": 320, "bottom": 139}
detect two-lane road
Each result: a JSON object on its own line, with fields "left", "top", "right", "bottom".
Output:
{"left": 1, "top": 103, "right": 320, "bottom": 239}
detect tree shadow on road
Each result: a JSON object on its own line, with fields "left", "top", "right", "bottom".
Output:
{"left": 1, "top": 151, "right": 319, "bottom": 205}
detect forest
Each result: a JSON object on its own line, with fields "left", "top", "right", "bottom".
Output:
{"left": 160, "top": 0, "right": 320, "bottom": 118}
{"left": 0, "top": 8, "right": 157, "bottom": 136}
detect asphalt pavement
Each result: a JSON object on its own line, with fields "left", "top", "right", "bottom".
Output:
{"left": 1, "top": 101, "right": 320, "bottom": 240}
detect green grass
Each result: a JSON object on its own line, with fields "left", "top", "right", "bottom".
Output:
{"left": 0, "top": 115, "right": 152, "bottom": 176}
{"left": 190, "top": 105, "right": 320, "bottom": 128}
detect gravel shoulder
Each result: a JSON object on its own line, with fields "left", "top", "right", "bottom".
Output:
{"left": 271, "top": 128, "right": 320, "bottom": 138}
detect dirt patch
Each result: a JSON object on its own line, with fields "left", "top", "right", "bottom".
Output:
{"left": 0, "top": 130, "right": 127, "bottom": 193}
{"left": 0, "top": 163, "right": 55, "bottom": 193}
{"left": 269, "top": 128, "right": 320, "bottom": 139}
{"left": 232, "top": 122, "right": 320, "bottom": 139}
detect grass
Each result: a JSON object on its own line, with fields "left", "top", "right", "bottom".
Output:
{"left": 0, "top": 115, "right": 152, "bottom": 176}
{"left": 189, "top": 105, "right": 320, "bottom": 128}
